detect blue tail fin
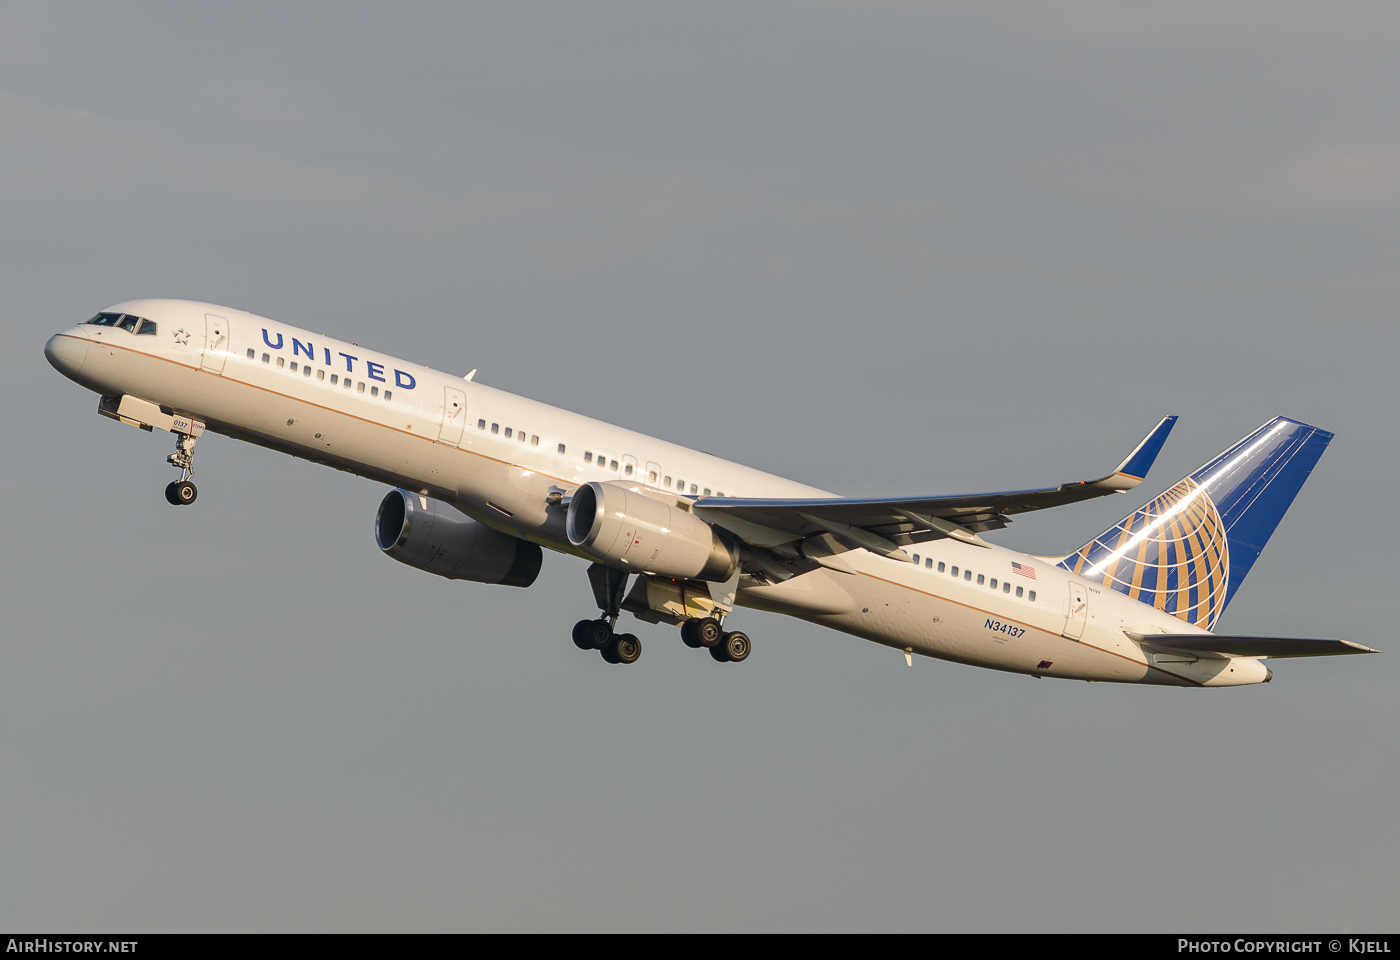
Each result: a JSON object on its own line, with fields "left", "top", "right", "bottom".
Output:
{"left": 1058, "top": 417, "right": 1333, "bottom": 629}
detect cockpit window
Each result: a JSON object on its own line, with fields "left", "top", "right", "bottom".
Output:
{"left": 117, "top": 315, "right": 139, "bottom": 332}
{"left": 136, "top": 319, "right": 157, "bottom": 335}
{"left": 86, "top": 313, "right": 123, "bottom": 326}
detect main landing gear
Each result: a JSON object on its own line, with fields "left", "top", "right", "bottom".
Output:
{"left": 681, "top": 618, "right": 751, "bottom": 663}
{"left": 164, "top": 431, "right": 198, "bottom": 506}
{"left": 570, "top": 563, "right": 752, "bottom": 666}
{"left": 573, "top": 563, "right": 642, "bottom": 665}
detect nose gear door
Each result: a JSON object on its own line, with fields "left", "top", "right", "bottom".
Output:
{"left": 200, "top": 314, "right": 229, "bottom": 374}
{"left": 439, "top": 386, "right": 467, "bottom": 445}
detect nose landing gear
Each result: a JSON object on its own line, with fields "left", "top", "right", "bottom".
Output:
{"left": 164, "top": 430, "right": 199, "bottom": 505}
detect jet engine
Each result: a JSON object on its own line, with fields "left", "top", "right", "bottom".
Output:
{"left": 375, "top": 489, "right": 542, "bottom": 587}
{"left": 566, "top": 481, "right": 736, "bottom": 581}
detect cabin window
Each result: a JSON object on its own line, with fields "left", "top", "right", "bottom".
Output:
{"left": 584, "top": 451, "right": 592, "bottom": 463}
{"left": 317, "top": 370, "right": 325, "bottom": 381}
{"left": 1029, "top": 591, "right": 1036, "bottom": 602}
{"left": 664, "top": 476, "right": 672, "bottom": 486}
{"left": 989, "top": 578, "right": 997, "bottom": 589}
{"left": 950, "top": 566, "right": 958, "bottom": 577}
{"left": 247, "top": 348, "right": 255, "bottom": 359}
{"left": 276, "top": 357, "right": 285, "bottom": 369}
{"left": 675, "top": 479, "right": 684, "bottom": 490}
{"left": 1015, "top": 586, "right": 1023, "bottom": 598}
{"left": 610, "top": 460, "right": 619, "bottom": 471}
{"left": 504, "top": 427, "right": 512, "bottom": 438}
{"left": 518, "top": 431, "right": 526, "bottom": 443}
{"left": 964, "top": 570, "right": 972, "bottom": 581}
{"left": 926, "top": 558, "right": 933, "bottom": 569}
{"left": 262, "top": 353, "right": 270, "bottom": 364}
{"left": 289, "top": 362, "right": 298, "bottom": 373}
{"left": 357, "top": 382, "right": 365, "bottom": 394}
{"left": 703, "top": 488, "right": 711, "bottom": 496}
{"left": 625, "top": 464, "right": 634, "bottom": 475}
{"left": 531, "top": 435, "right": 539, "bottom": 446}
{"left": 648, "top": 471, "right": 657, "bottom": 483}
{"left": 137, "top": 320, "right": 157, "bottom": 335}
{"left": 938, "top": 561, "right": 945, "bottom": 572}
{"left": 558, "top": 443, "right": 566, "bottom": 455}
{"left": 303, "top": 366, "right": 312, "bottom": 378}
{"left": 689, "top": 483, "right": 697, "bottom": 494}
{"left": 717, "top": 491, "right": 725, "bottom": 497}
{"left": 912, "top": 554, "right": 920, "bottom": 565}
{"left": 478, "top": 419, "right": 486, "bottom": 430}
{"left": 344, "top": 378, "right": 352, "bottom": 389}
{"left": 976, "top": 574, "right": 984, "bottom": 585}
{"left": 330, "top": 374, "right": 339, "bottom": 384}
{"left": 371, "top": 386, "right": 379, "bottom": 396}
{"left": 1003, "top": 582, "right": 1010, "bottom": 593}
{"left": 384, "top": 391, "right": 391, "bottom": 401}
{"left": 491, "top": 423, "right": 499, "bottom": 434}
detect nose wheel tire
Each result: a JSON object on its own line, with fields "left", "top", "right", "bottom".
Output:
{"left": 165, "top": 480, "right": 197, "bottom": 505}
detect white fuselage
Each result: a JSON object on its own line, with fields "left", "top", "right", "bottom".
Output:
{"left": 46, "top": 299, "right": 1268, "bottom": 687}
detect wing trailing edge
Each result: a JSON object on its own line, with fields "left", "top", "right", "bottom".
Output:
{"left": 694, "top": 416, "right": 1177, "bottom": 549}
{"left": 1132, "top": 634, "right": 1379, "bottom": 659}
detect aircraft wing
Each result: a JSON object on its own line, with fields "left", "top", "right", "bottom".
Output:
{"left": 1136, "top": 635, "right": 1379, "bottom": 659}
{"left": 694, "top": 416, "right": 1177, "bottom": 553}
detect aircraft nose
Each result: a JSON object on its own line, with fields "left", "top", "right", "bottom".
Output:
{"left": 44, "top": 329, "right": 90, "bottom": 378}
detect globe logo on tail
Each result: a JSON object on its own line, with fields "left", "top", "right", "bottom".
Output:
{"left": 1062, "top": 478, "right": 1230, "bottom": 629}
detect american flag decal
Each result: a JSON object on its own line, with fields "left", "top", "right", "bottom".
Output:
{"left": 1011, "top": 562, "right": 1036, "bottom": 580}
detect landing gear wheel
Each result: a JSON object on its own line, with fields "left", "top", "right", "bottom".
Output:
{"left": 680, "top": 620, "right": 703, "bottom": 648}
{"left": 720, "top": 631, "right": 750, "bottom": 662}
{"left": 709, "top": 644, "right": 730, "bottom": 662}
{"left": 166, "top": 480, "right": 197, "bottom": 505}
{"left": 600, "top": 642, "right": 621, "bottom": 664}
{"left": 572, "top": 620, "right": 595, "bottom": 650}
{"left": 696, "top": 618, "right": 723, "bottom": 648}
{"left": 584, "top": 619, "right": 614, "bottom": 650}
{"left": 610, "top": 634, "right": 641, "bottom": 664}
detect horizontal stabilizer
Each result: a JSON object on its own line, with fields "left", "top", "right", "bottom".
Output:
{"left": 1133, "top": 634, "right": 1379, "bottom": 659}
{"left": 695, "top": 417, "right": 1177, "bottom": 547}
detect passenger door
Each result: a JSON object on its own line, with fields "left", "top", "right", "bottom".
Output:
{"left": 200, "top": 314, "right": 229, "bottom": 374}
{"left": 1062, "top": 582, "right": 1088, "bottom": 640}
{"left": 438, "top": 386, "right": 467, "bottom": 445}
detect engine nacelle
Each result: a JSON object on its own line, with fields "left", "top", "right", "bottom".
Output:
{"left": 566, "top": 481, "right": 737, "bottom": 581}
{"left": 375, "top": 489, "right": 542, "bottom": 587}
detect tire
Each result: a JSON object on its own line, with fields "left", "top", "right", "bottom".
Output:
{"left": 709, "top": 644, "right": 731, "bottom": 662}
{"left": 722, "top": 631, "right": 751, "bottom": 662}
{"left": 572, "top": 620, "right": 594, "bottom": 650}
{"left": 696, "top": 618, "right": 723, "bottom": 648}
{"left": 600, "top": 641, "right": 621, "bottom": 664}
{"left": 174, "top": 481, "right": 197, "bottom": 505}
{"left": 164, "top": 482, "right": 181, "bottom": 505}
{"left": 585, "top": 619, "right": 613, "bottom": 649}
{"left": 680, "top": 620, "right": 703, "bottom": 648}
{"left": 613, "top": 634, "right": 641, "bottom": 664}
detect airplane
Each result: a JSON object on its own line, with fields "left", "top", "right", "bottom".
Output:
{"left": 44, "top": 299, "right": 1377, "bottom": 686}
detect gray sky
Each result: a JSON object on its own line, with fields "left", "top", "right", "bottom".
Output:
{"left": 1, "top": 1, "right": 1396, "bottom": 931}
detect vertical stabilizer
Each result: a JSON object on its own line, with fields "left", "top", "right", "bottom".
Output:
{"left": 1058, "top": 417, "right": 1333, "bottom": 629}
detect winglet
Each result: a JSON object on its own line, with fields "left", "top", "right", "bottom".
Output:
{"left": 1114, "top": 416, "right": 1177, "bottom": 481}
{"left": 1085, "top": 416, "right": 1177, "bottom": 492}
